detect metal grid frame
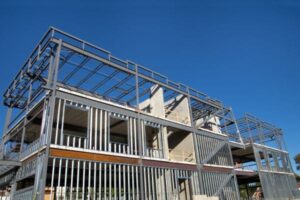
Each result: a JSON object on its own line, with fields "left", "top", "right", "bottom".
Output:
{"left": 0, "top": 27, "right": 298, "bottom": 200}
{"left": 230, "top": 114, "right": 285, "bottom": 149}
{"left": 2, "top": 27, "right": 241, "bottom": 141}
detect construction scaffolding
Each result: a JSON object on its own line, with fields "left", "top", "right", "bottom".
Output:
{"left": 0, "top": 27, "right": 298, "bottom": 200}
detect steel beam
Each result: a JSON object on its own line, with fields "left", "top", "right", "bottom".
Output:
{"left": 0, "top": 160, "right": 21, "bottom": 166}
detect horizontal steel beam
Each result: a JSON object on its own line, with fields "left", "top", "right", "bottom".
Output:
{"left": 0, "top": 160, "right": 21, "bottom": 166}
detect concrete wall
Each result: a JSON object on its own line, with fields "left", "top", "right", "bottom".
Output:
{"left": 165, "top": 94, "right": 191, "bottom": 125}
{"left": 168, "top": 131, "right": 195, "bottom": 163}
{"left": 139, "top": 85, "right": 165, "bottom": 118}
{"left": 139, "top": 87, "right": 192, "bottom": 126}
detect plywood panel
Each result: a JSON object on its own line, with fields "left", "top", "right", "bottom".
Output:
{"left": 49, "top": 148, "right": 139, "bottom": 165}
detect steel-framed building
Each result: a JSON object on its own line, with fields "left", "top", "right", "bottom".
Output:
{"left": 0, "top": 27, "right": 298, "bottom": 200}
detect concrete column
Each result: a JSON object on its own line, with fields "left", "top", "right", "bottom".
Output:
{"left": 149, "top": 85, "right": 165, "bottom": 118}
{"left": 162, "top": 127, "right": 169, "bottom": 160}
{"left": 139, "top": 85, "right": 165, "bottom": 118}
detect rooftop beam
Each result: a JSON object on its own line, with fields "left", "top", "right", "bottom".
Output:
{"left": 50, "top": 37, "right": 223, "bottom": 111}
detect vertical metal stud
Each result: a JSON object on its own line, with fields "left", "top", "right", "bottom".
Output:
{"left": 127, "top": 165, "right": 131, "bottom": 199}
{"left": 82, "top": 161, "right": 86, "bottom": 200}
{"left": 147, "top": 167, "right": 151, "bottom": 200}
{"left": 88, "top": 161, "right": 91, "bottom": 199}
{"left": 94, "top": 162, "right": 97, "bottom": 200}
{"left": 143, "top": 167, "right": 147, "bottom": 200}
{"left": 104, "top": 163, "right": 107, "bottom": 200}
{"left": 132, "top": 165, "right": 135, "bottom": 200}
{"left": 63, "top": 159, "right": 69, "bottom": 200}
{"left": 118, "top": 164, "right": 121, "bottom": 200}
{"left": 57, "top": 158, "right": 62, "bottom": 199}
{"left": 151, "top": 167, "right": 155, "bottom": 200}
{"left": 76, "top": 160, "right": 80, "bottom": 200}
{"left": 95, "top": 109, "right": 98, "bottom": 150}
{"left": 114, "top": 164, "right": 117, "bottom": 200}
{"left": 89, "top": 108, "right": 93, "bottom": 149}
{"left": 123, "top": 165, "right": 126, "bottom": 199}
{"left": 99, "top": 162, "right": 102, "bottom": 200}
{"left": 70, "top": 159, "right": 75, "bottom": 200}
{"left": 60, "top": 100, "right": 66, "bottom": 145}
{"left": 109, "top": 163, "right": 112, "bottom": 200}
{"left": 50, "top": 158, "right": 56, "bottom": 200}
{"left": 129, "top": 118, "right": 133, "bottom": 154}
{"left": 135, "top": 166, "right": 139, "bottom": 199}
{"left": 134, "top": 119, "right": 137, "bottom": 155}
{"left": 99, "top": 110, "right": 103, "bottom": 151}
{"left": 54, "top": 99, "right": 61, "bottom": 145}
{"left": 104, "top": 111, "right": 107, "bottom": 151}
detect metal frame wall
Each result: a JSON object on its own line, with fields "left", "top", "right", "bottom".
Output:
{"left": 47, "top": 157, "right": 200, "bottom": 200}
{"left": 0, "top": 27, "right": 242, "bottom": 200}
{"left": 0, "top": 27, "right": 297, "bottom": 200}
{"left": 195, "top": 132, "right": 240, "bottom": 200}
{"left": 253, "top": 144, "right": 298, "bottom": 200}
{"left": 230, "top": 114, "right": 300, "bottom": 200}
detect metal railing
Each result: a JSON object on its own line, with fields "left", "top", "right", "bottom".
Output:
{"left": 145, "top": 147, "right": 163, "bottom": 158}
{"left": 63, "top": 135, "right": 87, "bottom": 149}
{"left": 234, "top": 163, "right": 258, "bottom": 171}
{"left": 16, "top": 158, "right": 37, "bottom": 181}
{"left": 4, "top": 151, "right": 18, "bottom": 161}
{"left": 20, "top": 138, "right": 40, "bottom": 159}
{"left": 58, "top": 135, "right": 137, "bottom": 155}
{"left": 110, "top": 142, "right": 128, "bottom": 154}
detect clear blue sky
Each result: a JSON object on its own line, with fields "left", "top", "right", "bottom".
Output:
{"left": 0, "top": 0, "right": 299, "bottom": 171}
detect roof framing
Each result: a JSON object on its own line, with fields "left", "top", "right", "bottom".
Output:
{"left": 2, "top": 27, "right": 243, "bottom": 140}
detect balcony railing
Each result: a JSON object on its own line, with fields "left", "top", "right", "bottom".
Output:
{"left": 4, "top": 151, "right": 18, "bottom": 161}
{"left": 56, "top": 135, "right": 140, "bottom": 156}
{"left": 234, "top": 163, "right": 258, "bottom": 171}
{"left": 16, "top": 158, "right": 37, "bottom": 181}
{"left": 55, "top": 135, "right": 166, "bottom": 158}
{"left": 145, "top": 147, "right": 163, "bottom": 158}
{"left": 63, "top": 135, "right": 87, "bottom": 149}
{"left": 20, "top": 139, "right": 40, "bottom": 159}
{"left": 110, "top": 142, "right": 128, "bottom": 154}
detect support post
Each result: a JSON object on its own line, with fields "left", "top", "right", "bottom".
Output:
{"left": 20, "top": 73, "right": 33, "bottom": 156}
{"left": 135, "top": 63, "right": 145, "bottom": 200}
{"left": 34, "top": 39, "right": 62, "bottom": 200}
{"left": 187, "top": 92, "right": 204, "bottom": 195}
{"left": 233, "top": 174, "right": 241, "bottom": 200}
